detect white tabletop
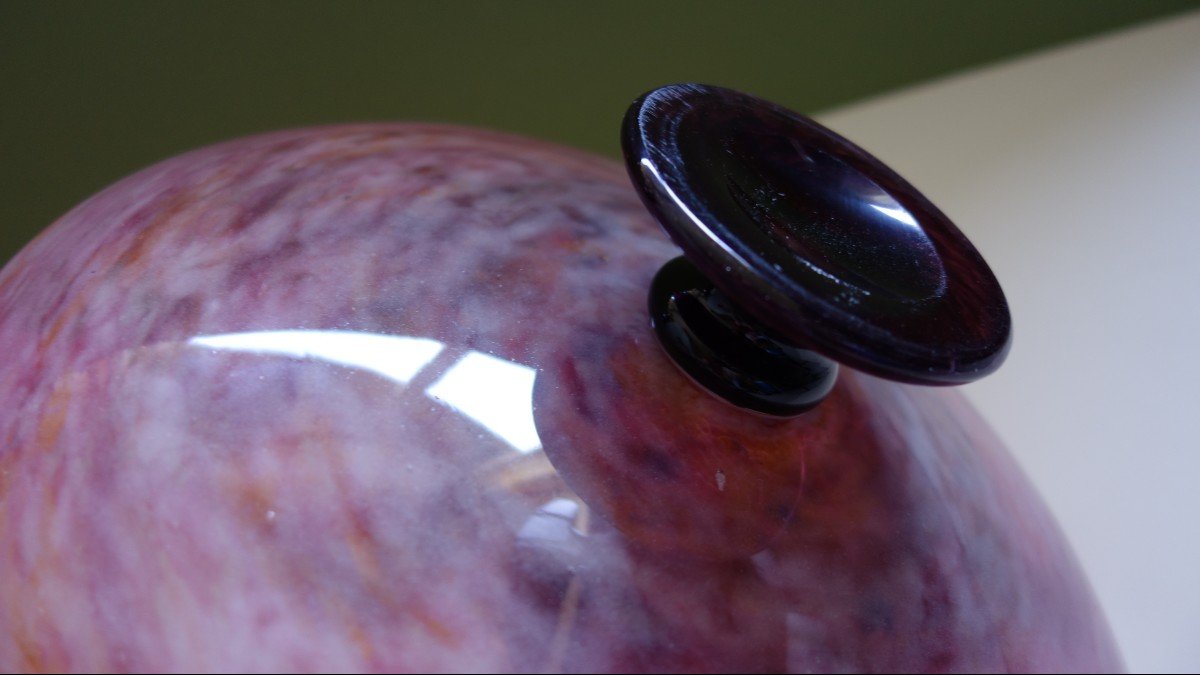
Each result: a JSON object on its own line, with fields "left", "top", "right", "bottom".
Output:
{"left": 820, "top": 12, "right": 1200, "bottom": 673}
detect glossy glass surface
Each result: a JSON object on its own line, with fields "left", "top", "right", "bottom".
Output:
{"left": 0, "top": 125, "right": 1119, "bottom": 672}
{"left": 623, "top": 84, "right": 1011, "bottom": 385}
{"left": 648, "top": 255, "right": 837, "bottom": 417}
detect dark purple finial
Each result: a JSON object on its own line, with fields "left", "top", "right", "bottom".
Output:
{"left": 623, "top": 84, "right": 1011, "bottom": 416}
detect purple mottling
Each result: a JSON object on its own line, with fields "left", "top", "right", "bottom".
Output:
{"left": 0, "top": 125, "right": 1120, "bottom": 672}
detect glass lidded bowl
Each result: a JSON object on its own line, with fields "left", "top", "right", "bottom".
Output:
{"left": 0, "top": 85, "right": 1121, "bottom": 673}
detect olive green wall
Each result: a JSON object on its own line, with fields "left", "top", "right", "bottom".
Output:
{"left": 2, "top": 0, "right": 1196, "bottom": 265}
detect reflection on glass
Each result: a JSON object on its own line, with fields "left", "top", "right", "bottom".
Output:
{"left": 517, "top": 498, "right": 582, "bottom": 551}
{"left": 868, "top": 203, "right": 918, "bottom": 229}
{"left": 187, "top": 330, "right": 542, "bottom": 455}
{"left": 425, "top": 350, "right": 542, "bottom": 454}
{"left": 188, "top": 330, "right": 444, "bottom": 384}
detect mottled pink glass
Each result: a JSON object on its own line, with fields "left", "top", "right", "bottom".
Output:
{"left": 0, "top": 125, "right": 1121, "bottom": 672}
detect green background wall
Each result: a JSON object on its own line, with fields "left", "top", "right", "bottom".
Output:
{"left": 2, "top": 0, "right": 1196, "bottom": 265}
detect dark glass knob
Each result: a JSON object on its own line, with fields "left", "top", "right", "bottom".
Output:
{"left": 622, "top": 84, "right": 1011, "bottom": 416}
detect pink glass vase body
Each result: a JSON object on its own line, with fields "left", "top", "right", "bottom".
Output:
{"left": 0, "top": 125, "right": 1121, "bottom": 672}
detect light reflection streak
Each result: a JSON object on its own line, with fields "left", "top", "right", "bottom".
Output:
{"left": 425, "top": 350, "right": 542, "bottom": 454}
{"left": 869, "top": 203, "right": 919, "bottom": 228}
{"left": 187, "top": 330, "right": 542, "bottom": 454}
{"left": 189, "top": 329, "right": 444, "bottom": 384}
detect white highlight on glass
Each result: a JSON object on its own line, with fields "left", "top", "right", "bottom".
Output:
{"left": 869, "top": 203, "right": 919, "bottom": 228}
{"left": 517, "top": 498, "right": 580, "bottom": 547}
{"left": 187, "top": 330, "right": 541, "bottom": 455}
{"left": 424, "top": 350, "right": 542, "bottom": 454}
{"left": 189, "top": 329, "right": 445, "bottom": 385}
